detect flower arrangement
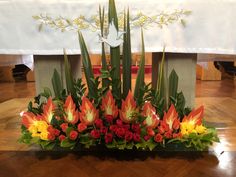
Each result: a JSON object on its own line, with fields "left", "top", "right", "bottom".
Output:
{"left": 19, "top": 0, "right": 219, "bottom": 151}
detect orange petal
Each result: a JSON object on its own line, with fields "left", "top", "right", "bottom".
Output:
{"left": 21, "top": 112, "right": 40, "bottom": 128}
{"left": 101, "top": 90, "right": 118, "bottom": 118}
{"left": 163, "top": 104, "right": 179, "bottom": 130}
{"left": 182, "top": 106, "right": 204, "bottom": 125}
{"left": 64, "top": 95, "right": 79, "bottom": 124}
{"left": 41, "top": 97, "right": 55, "bottom": 124}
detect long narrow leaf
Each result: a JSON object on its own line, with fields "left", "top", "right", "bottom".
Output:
{"left": 156, "top": 47, "right": 165, "bottom": 96}
{"left": 51, "top": 69, "right": 63, "bottom": 98}
{"left": 78, "top": 32, "right": 97, "bottom": 99}
{"left": 99, "top": 5, "right": 109, "bottom": 87}
{"left": 64, "top": 49, "right": 75, "bottom": 96}
{"left": 169, "top": 69, "right": 179, "bottom": 100}
{"left": 134, "top": 29, "right": 145, "bottom": 102}
{"left": 108, "top": 0, "right": 121, "bottom": 100}
{"left": 122, "top": 8, "right": 132, "bottom": 98}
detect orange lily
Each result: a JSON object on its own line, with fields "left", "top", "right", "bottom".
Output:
{"left": 39, "top": 97, "right": 55, "bottom": 124}
{"left": 182, "top": 106, "right": 204, "bottom": 126}
{"left": 64, "top": 95, "right": 79, "bottom": 124}
{"left": 101, "top": 90, "right": 118, "bottom": 118}
{"left": 163, "top": 104, "right": 180, "bottom": 130}
{"left": 119, "top": 91, "right": 138, "bottom": 123}
{"left": 79, "top": 97, "right": 98, "bottom": 125}
{"left": 142, "top": 102, "right": 160, "bottom": 128}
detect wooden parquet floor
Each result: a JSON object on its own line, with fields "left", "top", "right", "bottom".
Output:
{"left": 0, "top": 78, "right": 235, "bottom": 177}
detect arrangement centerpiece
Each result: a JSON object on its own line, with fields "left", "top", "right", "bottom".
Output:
{"left": 19, "top": 0, "right": 219, "bottom": 151}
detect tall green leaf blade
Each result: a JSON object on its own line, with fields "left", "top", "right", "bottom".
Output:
{"left": 78, "top": 32, "right": 97, "bottom": 99}
{"left": 134, "top": 29, "right": 145, "bottom": 102}
{"left": 99, "top": 5, "right": 109, "bottom": 87}
{"left": 169, "top": 69, "right": 179, "bottom": 100}
{"left": 64, "top": 49, "right": 75, "bottom": 96}
{"left": 108, "top": 0, "right": 121, "bottom": 100}
{"left": 122, "top": 9, "right": 132, "bottom": 98}
{"left": 156, "top": 47, "right": 165, "bottom": 96}
{"left": 51, "top": 69, "right": 63, "bottom": 98}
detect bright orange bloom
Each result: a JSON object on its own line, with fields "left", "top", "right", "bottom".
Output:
{"left": 182, "top": 106, "right": 204, "bottom": 126}
{"left": 39, "top": 97, "right": 55, "bottom": 124}
{"left": 79, "top": 97, "right": 98, "bottom": 125}
{"left": 163, "top": 104, "right": 180, "bottom": 130}
{"left": 21, "top": 112, "right": 41, "bottom": 128}
{"left": 142, "top": 102, "right": 160, "bottom": 128}
{"left": 101, "top": 90, "right": 118, "bottom": 118}
{"left": 119, "top": 91, "right": 138, "bottom": 123}
{"left": 63, "top": 95, "right": 79, "bottom": 124}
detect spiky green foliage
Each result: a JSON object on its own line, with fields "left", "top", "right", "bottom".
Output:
{"left": 51, "top": 69, "right": 63, "bottom": 99}
{"left": 99, "top": 5, "right": 109, "bottom": 88}
{"left": 122, "top": 9, "right": 132, "bottom": 98}
{"left": 134, "top": 29, "right": 145, "bottom": 104}
{"left": 108, "top": 0, "right": 121, "bottom": 101}
{"left": 64, "top": 49, "right": 76, "bottom": 96}
{"left": 78, "top": 32, "right": 98, "bottom": 100}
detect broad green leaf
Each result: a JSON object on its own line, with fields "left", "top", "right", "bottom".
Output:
{"left": 134, "top": 29, "right": 145, "bottom": 104}
{"left": 51, "top": 69, "right": 63, "bottom": 98}
{"left": 64, "top": 49, "right": 75, "bottom": 96}
{"left": 108, "top": 0, "right": 121, "bottom": 100}
{"left": 122, "top": 9, "right": 132, "bottom": 98}
{"left": 169, "top": 69, "right": 178, "bottom": 101}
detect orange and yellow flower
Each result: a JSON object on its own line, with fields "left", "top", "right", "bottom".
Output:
{"left": 180, "top": 106, "right": 207, "bottom": 136}
{"left": 163, "top": 104, "right": 180, "bottom": 130}
{"left": 119, "top": 91, "right": 138, "bottom": 123}
{"left": 21, "top": 112, "right": 49, "bottom": 140}
{"left": 39, "top": 97, "right": 56, "bottom": 124}
{"left": 63, "top": 95, "right": 79, "bottom": 124}
{"left": 142, "top": 102, "right": 160, "bottom": 128}
{"left": 79, "top": 97, "right": 98, "bottom": 125}
{"left": 101, "top": 90, "right": 118, "bottom": 118}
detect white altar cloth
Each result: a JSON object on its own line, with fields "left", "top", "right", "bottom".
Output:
{"left": 0, "top": 0, "right": 236, "bottom": 55}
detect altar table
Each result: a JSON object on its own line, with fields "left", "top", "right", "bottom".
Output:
{"left": 1, "top": 0, "right": 236, "bottom": 107}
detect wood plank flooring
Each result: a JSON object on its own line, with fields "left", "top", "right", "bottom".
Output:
{"left": 0, "top": 78, "right": 235, "bottom": 177}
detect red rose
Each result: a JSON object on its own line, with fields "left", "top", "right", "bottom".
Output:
{"left": 59, "top": 135, "right": 66, "bottom": 141}
{"left": 60, "top": 123, "right": 68, "bottom": 133}
{"left": 122, "top": 124, "right": 130, "bottom": 131}
{"left": 164, "top": 130, "right": 172, "bottom": 139}
{"left": 100, "top": 126, "right": 108, "bottom": 134}
{"left": 90, "top": 129, "right": 100, "bottom": 139}
{"left": 147, "top": 128, "right": 155, "bottom": 137}
{"left": 47, "top": 133, "right": 55, "bottom": 141}
{"left": 105, "top": 133, "right": 113, "bottom": 144}
{"left": 47, "top": 126, "right": 54, "bottom": 134}
{"left": 115, "top": 127, "right": 126, "bottom": 138}
{"left": 173, "top": 132, "right": 182, "bottom": 138}
{"left": 158, "top": 126, "right": 165, "bottom": 134}
{"left": 110, "top": 125, "right": 117, "bottom": 132}
{"left": 105, "top": 115, "right": 114, "bottom": 123}
{"left": 69, "top": 130, "right": 78, "bottom": 140}
{"left": 77, "top": 123, "right": 87, "bottom": 132}
{"left": 144, "top": 135, "right": 151, "bottom": 141}
{"left": 95, "top": 119, "right": 103, "bottom": 128}
{"left": 162, "top": 122, "right": 170, "bottom": 132}
{"left": 131, "top": 123, "right": 141, "bottom": 133}
{"left": 54, "top": 129, "right": 60, "bottom": 136}
{"left": 173, "top": 119, "right": 180, "bottom": 130}
{"left": 124, "top": 131, "right": 133, "bottom": 142}
{"left": 154, "top": 133, "right": 163, "bottom": 143}
{"left": 116, "top": 119, "right": 123, "bottom": 126}
{"left": 133, "top": 133, "right": 141, "bottom": 142}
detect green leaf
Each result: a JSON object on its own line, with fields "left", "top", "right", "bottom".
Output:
{"left": 108, "top": 0, "right": 121, "bottom": 100}
{"left": 64, "top": 49, "right": 76, "bottom": 96}
{"left": 51, "top": 69, "right": 63, "bottom": 98}
{"left": 169, "top": 69, "right": 178, "bottom": 102}
{"left": 41, "top": 87, "right": 52, "bottom": 98}
{"left": 122, "top": 8, "right": 132, "bottom": 98}
{"left": 134, "top": 29, "right": 145, "bottom": 104}
{"left": 78, "top": 32, "right": 98, "bottom": 99}
{"left": 60, "top": 138, "right": 76, "bottom": 149}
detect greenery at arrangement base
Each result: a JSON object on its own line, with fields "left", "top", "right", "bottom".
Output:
{"left": 19, "top": 0, "right": 219, "bottom": 151}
